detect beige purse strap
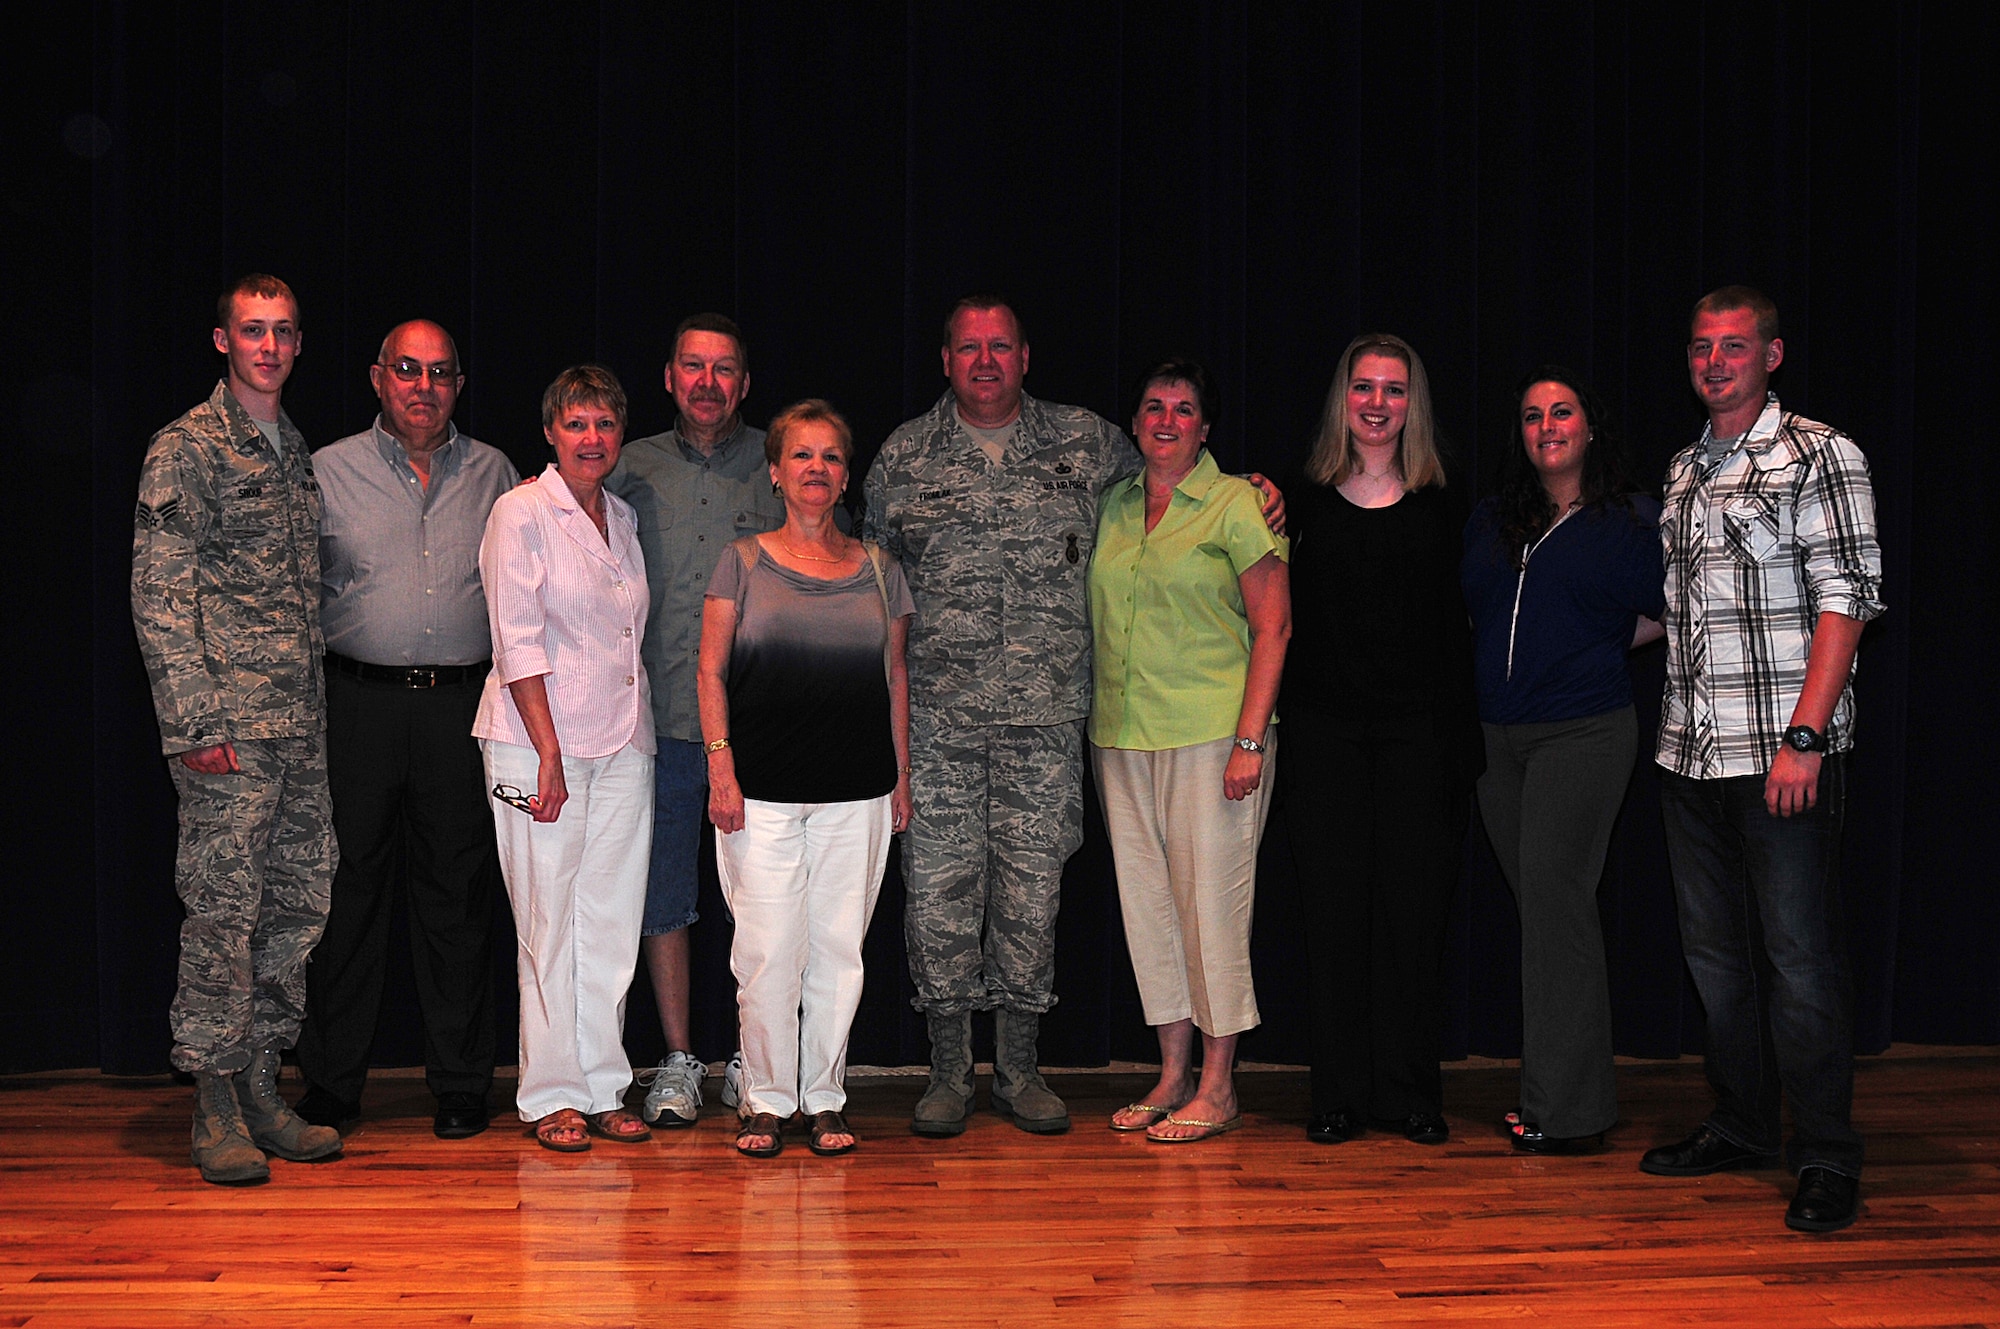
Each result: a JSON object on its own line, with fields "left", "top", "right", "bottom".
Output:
{"left": 864, "top": 541, "right": 892, "bottom": 684}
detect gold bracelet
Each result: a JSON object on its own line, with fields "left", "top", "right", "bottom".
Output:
{"left": 705, "top": 738, "right": 731, "bottom": 753}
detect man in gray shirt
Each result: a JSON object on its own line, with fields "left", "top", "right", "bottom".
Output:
{"left": 607, "top": 313, "right": 784, "bottom": 1125}
{"left": 295, "top": 320, "right": 519, "bottom": 1140}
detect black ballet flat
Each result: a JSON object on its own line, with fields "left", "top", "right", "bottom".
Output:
{"left": 1510, "top": 1120, "right": 1606, "bottom": 1155}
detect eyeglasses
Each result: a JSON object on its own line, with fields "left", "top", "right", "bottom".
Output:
{"left": 492, "top": 784, "right": 539, "bottom": 814}
{"left": 379, "top": 358, "right": 461, "bottom": 385}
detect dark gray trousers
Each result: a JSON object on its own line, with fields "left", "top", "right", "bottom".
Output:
{"left": 1476, "top": 707, "right": 1636, "bottom": 1138}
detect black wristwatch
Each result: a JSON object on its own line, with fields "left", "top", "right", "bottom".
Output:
{"left": 1783, "top": 724, "right": 1829, "bottom": 754}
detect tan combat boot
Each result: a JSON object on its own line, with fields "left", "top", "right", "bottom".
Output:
{"left": 235, "top": 1046, "right": 343, "bottom": 1161}
{"left": 191, "top": 1072, "right": 270, "bottom": 1184}
{"left": 911, "top": 1010, "right": 974, "bottom": 1137}
{"left": 991, "top": 1008, "right": 1070, "bottom": 1133}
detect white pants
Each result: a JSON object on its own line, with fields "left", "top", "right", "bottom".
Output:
{"left": 483, "top": 740, "right": 653, "bottom": 1121}
{"left": 1092, "top": 730, "right": 1276, "bottom": 1038}
{"left": 715, "top": 795, "right": 892, "bottom": 1117}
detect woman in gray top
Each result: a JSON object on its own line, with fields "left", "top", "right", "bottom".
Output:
{"left": 698, "top": 399, "right": 915, "bottom": 1157}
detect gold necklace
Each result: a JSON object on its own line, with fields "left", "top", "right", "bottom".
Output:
{"left": 781, "top": 533, "right": 849, "bottom": 564}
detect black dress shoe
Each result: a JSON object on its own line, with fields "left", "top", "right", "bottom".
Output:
{"left": 294, "top": 1085, "right": 361, "bottom": 1129}
{"left": 1786, "top": 1166, "right": 1859, "bottom": 1233}
{"left": 1639, "top": 1124, "right": 1780, "bottom": 1176}
{"left": 1403, "top": 1112, "right": 1449, "bottom": 1145}
{"left": 1306, "top": 1110, "right": 1362, "bottom": 1145}
{"left": 434, "top": 1092, "right": 490, "bottom": 1140}
{"left": 1511, "top": 1121, "right": 1606, "bottom": 1155}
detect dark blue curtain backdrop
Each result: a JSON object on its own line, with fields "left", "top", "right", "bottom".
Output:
{"left": 15, "top": 2, "right": 1991, "bottom": 1074}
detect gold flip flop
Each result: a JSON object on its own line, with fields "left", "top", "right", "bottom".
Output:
{"left": 1109, "top": 1102, "right": 1177, "bottom": 1132}
{"left": 1146, "top": 1114, "right": 1244, "bottom": 1143}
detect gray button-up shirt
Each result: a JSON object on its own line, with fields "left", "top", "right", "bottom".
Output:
{"left": 607, "top": 421, "right": 784, "bottom": 741}
{"left": 316, "top": 418, "right": 520, "bottom": 667}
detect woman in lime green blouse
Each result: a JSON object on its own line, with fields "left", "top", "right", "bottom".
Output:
{"left": 1089, "top": 357, "right": 1292, "bottom": 1143}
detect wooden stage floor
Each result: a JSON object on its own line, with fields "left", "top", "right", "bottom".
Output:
{"left": 3, "top": 1051, "right": 1996, "bottom": 1327}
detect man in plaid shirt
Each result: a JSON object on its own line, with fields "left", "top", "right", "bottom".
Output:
{"left": 1638, "top": 286, "right": 1884, "bottom": 1235}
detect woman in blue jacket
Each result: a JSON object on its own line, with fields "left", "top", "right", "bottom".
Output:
{"left": 1461, "top": 366, "right": 1665, "bottom": 1153}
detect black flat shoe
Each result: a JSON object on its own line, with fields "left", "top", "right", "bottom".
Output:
{"left": 295, "top": 1085, "right": 361, "bottom": 1129}
{"left": 1639, "top": 1124, "right": 1780, "bottom": 1176}
{"left": 1511, "top": 1121, "right": 1605, "bottom": 1155}
{"left": 1786, "top": 1166, "right": 1859, "bottom": 1233}
{"left": 434, "top": 1092, "right": 490, "bottom": 1140}
{"left": 1403, "top": 1112, "right": 1448, "bottom": 1146}
{"left": 1306, "top": 1109, "right": 1362, "bottom": 1145}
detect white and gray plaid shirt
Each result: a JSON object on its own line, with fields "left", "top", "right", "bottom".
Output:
{"left": 1656, "top": 394, "right": 1885, "bottom": 779}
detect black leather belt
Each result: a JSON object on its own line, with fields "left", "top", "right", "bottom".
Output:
{"left": 326, "top": 652, "right": 489, "bottom": 688}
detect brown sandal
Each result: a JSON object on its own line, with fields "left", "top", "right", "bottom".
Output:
{"left": 586, "top": 1109, "right": 651, "bottom": 1143}
{"left": 534, "top": 1109, "right": 590, "bottom": 1152}
{"left": 808, "top": 1110, "right": 856, "bottom": 1156}
{"left": 736, "top": 1112, "right": 785, "bottom": 1158}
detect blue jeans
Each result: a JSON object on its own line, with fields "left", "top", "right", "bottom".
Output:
{"left": 642, "top": 739, "right": 706, "bottom": 935}
{"left": 1659, "top": 757, "right": 1861, "bottom": 1177}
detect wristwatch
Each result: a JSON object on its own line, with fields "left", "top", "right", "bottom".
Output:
{"left": 1782, "top": 724, "right": 1828, "bottom": 754}
{"left": 1233, "top": 736, "right": 1265, "bottom": 754}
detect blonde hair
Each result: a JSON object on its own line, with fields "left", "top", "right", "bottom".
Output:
{"left": 765, "top": 398, "right": 854, "bottom": 464}
{"left": 1304, "top": 333, "right": 1445, "bottom": 490}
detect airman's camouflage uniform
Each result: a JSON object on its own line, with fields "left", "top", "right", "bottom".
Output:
{"left": 864, "top": 391, "right": 1139, "bottom": 1014}
{"left": 131, "top": 381, "right": 335, "bottom": 1074}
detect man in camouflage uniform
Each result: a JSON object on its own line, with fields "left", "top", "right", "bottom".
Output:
{"left": 131, "top": 274, "right": 344, "bottom": 1184}
{"left": 864, "top": 297, "right": 1141, "bottom": 1136}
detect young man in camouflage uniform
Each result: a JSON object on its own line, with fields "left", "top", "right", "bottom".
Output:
{"left": 131, "top": 274, "right": 344, "bottom": 1184}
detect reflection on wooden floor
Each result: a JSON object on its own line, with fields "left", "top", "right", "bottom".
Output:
{"left": 2, "top": 1052, "right": 1996, "bottom": 1327}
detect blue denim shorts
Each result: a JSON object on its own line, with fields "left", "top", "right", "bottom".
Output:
{"left": 642, "top": 739, "right": 706, "bottom": 934}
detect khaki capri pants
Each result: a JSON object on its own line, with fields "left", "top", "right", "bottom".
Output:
{"left": 1091, "top": 728, "right": 1276, "bottom": 1037}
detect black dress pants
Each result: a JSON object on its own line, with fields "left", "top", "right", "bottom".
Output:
{"left": 296, "top": 667, "right": 499, "bottom": 1100}
{"left": 1283, "top": 706, "right": 1468, "bottom": 1119}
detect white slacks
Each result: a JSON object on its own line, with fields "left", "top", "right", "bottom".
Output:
{"left": 715, "top": 796, "right": 892, "bottom": 1118}
{"left": 483, "top": 739, "right": 653, "bottom": 1121}
{"left": 1092, "top": 730, "right": 1276, "bottom": 1038}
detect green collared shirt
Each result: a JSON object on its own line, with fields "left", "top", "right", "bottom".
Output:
{"left": 1088, "top": 450, "right": 1287, "bottom": 750}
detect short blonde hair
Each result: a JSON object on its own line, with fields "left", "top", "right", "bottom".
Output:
{"left": 217, "top": 273, "right": 299, "bottom": 329}
{"left": 1304, "top": 333, "right": 1445, "bottom": 491}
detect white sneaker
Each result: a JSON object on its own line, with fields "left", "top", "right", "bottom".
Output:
{"left": 636, "top": 1051, "right": 704, "bottom": 1126}
{"left": 719, "top": 1050, "right": 744, "bottom": 1111}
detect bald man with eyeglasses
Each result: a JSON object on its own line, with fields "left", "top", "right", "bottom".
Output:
{"left": 294, "top": 320, "right": 519, "bottom": 1141}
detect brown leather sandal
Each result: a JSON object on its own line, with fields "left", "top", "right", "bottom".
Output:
{"left": 808, "top": 1110, "right": 856, "bottom": 1156}
{"left": 735, "top": 1112, "right": 785, "bottom": 1158}
{"left": 534, "top": 1108, "right": 590, "bottom": 1153}
{"left": 585, "top": 1109, "right": 651, "bottom": 1143}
